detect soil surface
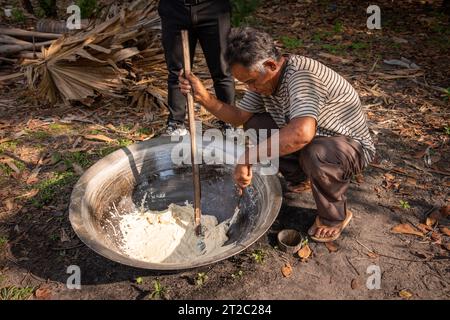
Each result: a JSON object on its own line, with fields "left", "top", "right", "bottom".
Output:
{"left": 0, "top": 0, "right": 449, "bottom": 300}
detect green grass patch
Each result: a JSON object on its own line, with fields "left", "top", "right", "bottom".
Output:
{"left": 231, "top": 270, "right": 244, "bottom": 279}
{"left": 0, "top": 141, "right": 18, "bottom": 153}
{"left": 349, "top": 42, "right": 368, "bottom": 50}
{"left": 280, "top": 36, "right": 303, "bottom": 49}
{"left": 149, "top": 280, "right": 167, "bottom": 300}
{"left": 64, "top": 151, "right": 91, "bottom": 168}
{"left": 49, "top": 234, "right": 59, "bottom": 242}
{"left": 31, "top": 172, "right": 76, "bottom": 208}
{"left": 76, "top": 0, "right": 99, "bottom": 19}
{"left": 333, "top": 20, "right": 344, "bottom": 33}
{"left": 48, "top": 123, "right": 71, "bottom": 134}
{"left": 251, "top": 249, "right": 266, "bottom": 264}
{"left": 231, "top": 0, "right": 261, "bottom": 27}
{"left": 118, "top": 124, "right": 134, "bottom": 133}
{"left": 135, "top": 277, "right": 144, "bottom": 285}
{"left": 195, "top": 272, "right": 208, "bottom": 287}
{"left": 0, "top": 160, "right": 25, "bottom": 175}
{"left": 27, "top": 130, "right": 51, "bottom": 140}
{"left": 444, "top": 125, "right": 450, "bottom": 135}
{"left": 136, "top": 127, "right": 152, "bottom": 136}
{"left": 0, "top": 286, "right": 34, "bottom": 300}
{"left": 97, "top": 146, "right": 120, "bottom": 157}
{"left": 444, "top": 88, "right": 450, "bottom": 102}
{"left": 117, "top": 138, "right": 133, "bottom": 147}
{"left": 0, "top": 163, "right": 13, "bottom": 176}
{"left": 0, "top": 236, "right": 8, "bottom": 247}
{"left": 321, "top": 43, "right": 345, "bottom": 54}
{"left": 400, "top": 200, "right": 410, "bottom": 209}
{"left": 11, "top": 8, "right": 25, "bottom": 23}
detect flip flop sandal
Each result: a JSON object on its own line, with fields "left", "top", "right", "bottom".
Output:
{"left": 308, "top": 210, "right": 353, "bottom": 243}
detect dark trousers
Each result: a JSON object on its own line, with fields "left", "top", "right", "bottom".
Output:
{"left": 158, "top": 0, "right": 235, "bottom": 124}
{"left": 244, "top": 113, "right": 365, "bottom": 223}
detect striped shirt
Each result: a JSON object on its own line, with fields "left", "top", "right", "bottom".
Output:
{"left": 237, "top": 54, "right": 375, "bottom": 165}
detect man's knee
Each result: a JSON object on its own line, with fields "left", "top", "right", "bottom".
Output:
{"left": 299, "top": 141, "right": 326, "bottom": 174}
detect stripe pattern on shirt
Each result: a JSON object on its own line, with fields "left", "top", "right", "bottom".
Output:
{"left": 237, "top": 55, "right": 376, "bottom": 165}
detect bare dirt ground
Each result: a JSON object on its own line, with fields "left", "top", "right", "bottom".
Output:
{"left": 0, "top": 1, "right": 449, "bottom": 300}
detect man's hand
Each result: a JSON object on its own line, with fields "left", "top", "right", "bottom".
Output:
{"left": 234, "top": 164, "right": 252, "bottom": 190}
{"left": 178, "top": 71, "right": 212, "bottom": 106}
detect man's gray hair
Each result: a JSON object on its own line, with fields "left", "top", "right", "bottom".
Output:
{"left": 225, "top": 27, "right": 281, "bottom": 71}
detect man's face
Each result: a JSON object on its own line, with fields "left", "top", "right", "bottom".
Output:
{"left": 231, "top": 63, "right": 275, "bottom": 96}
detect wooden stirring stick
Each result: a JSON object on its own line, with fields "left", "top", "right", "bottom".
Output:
{"left": 181, "top": 30, "right": 202, "bottom": 236}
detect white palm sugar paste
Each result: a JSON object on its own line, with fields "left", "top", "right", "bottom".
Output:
{"left": 109, "top": 202, "right": 232, "bottom": 263}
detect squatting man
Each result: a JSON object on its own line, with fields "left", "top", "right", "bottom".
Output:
{"left": 179, "top": 27, "right": 375, "bottom": 242}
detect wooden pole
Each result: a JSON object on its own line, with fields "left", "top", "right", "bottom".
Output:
{"left": 181, "top": 30, "right": 202, "bottom": 235}
{"left": 0, "top": 28, "right": 61, "bottom": 40}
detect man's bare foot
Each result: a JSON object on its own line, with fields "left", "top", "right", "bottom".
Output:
{"left": 308, "top": 211, "right": 353, "bottom": 242}
{"left": 308, "top": 220, "right": 341, "bottom": 239}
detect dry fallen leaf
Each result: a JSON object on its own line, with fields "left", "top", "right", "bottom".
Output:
{"left": 355, "top": 173, "right": 364, "bottom": 183}
{"left": 417, "top": 223, "right": 432, "bottom": 233}
{"left": 440, "top": 227, "right": 450, "bottom": 237}
{"left": 431, "top": 232, "right": 442, "bottom": 243}
{"left": 84, "top": 134, "right": 114, "bottom": 143}
{"left": 324, "top": 241, "right": 339, "bottom": 253}
{"left": 441, "top": 205, "right": 449, "bottom": 218}
{"left": 35, "top": 286, "right": 52, "bottom": 300}
{"left": 442, "top": 243, "right": 450, "bottom": 251}
{"left": 6, "top": 160, "right": 20, "bottom": 174}
{"left": 399, "top": 289, "right": 413, "bottom": 299}
{"left": 281, "top": 263, "right": 292, "bottom": 278}
{"left": 351, "top": 278, "right": 361, "bottom": 290}
{"left": 367, "top": 251, "right": 379, "bottom": 259}
{"left": 26, "top": 167, "right": 41, "bottom": 185}
{"left": 297, "top": 244, "right": 311, "bottom": 260}
{"left": 290, "top": 20, "right": 301, "bottom": 28}
{"left": 4, "top": 198, "right": 14, "bottom": 211}
{"left": 411, "top": 250, "right": 430, "bottom": 260}
{"left": 405, "top": 177, "right": 417, "bottom": 186}
{"left": 384, "top": 173, "right": 395, "bottom": 181}
{"left": 425, "top": 217, "right": 437, "bottom": 227}
{"left": 391, "top": 223, "right": 424, "bottom": 237}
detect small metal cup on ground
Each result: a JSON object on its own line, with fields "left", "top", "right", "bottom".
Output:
{"left": 277, "top": 229, "right": 303, "bottom": 254}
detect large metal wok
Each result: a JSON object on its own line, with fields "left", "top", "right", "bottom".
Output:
{"left": 69, "top": 136, "right": 282, "bottom": 270}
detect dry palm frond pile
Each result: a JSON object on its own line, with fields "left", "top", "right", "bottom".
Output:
{"left": 24, "top": 0, "right": 166, "bottom": 107}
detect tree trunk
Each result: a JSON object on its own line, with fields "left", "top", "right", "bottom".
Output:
{"left": 0, "top": 35, "right": 31, "bottom": 45}
{"left": 0, "top": 40, "right": 54, "bottom": 56}
{"left": 0, "top": 28, "right": 61, "bottom": 41}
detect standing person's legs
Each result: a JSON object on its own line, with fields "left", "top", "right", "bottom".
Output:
{"left": 159, "top": 4, "right": 197, "bottom": 125}
{"left": 298, "top": 136, "right": 365, "bottom": 240}
{"left": 194, "top": 1, "right": 235, "bottom": 125}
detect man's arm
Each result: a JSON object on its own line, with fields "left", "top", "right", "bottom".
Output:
{"left": 241, "top": 116, "right": 317, "bottom": 164}
{"left": 202, "top": 95, "right": 253, "bottom": 127}
{"left": 179, "top": 72, "right": 253, "bottom": 126}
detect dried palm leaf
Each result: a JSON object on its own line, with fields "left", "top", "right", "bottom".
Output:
{"left": 25, "top": 0, "right": 161, "bottom": 105}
